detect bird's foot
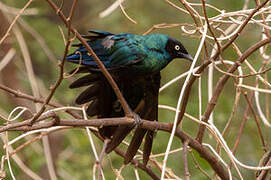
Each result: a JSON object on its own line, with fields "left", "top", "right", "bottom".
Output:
{"left": 133, "top": 112, "right": 142, "bottom": 127}
{"left": 128, "top": 112, "right": 142, "bottom": 128}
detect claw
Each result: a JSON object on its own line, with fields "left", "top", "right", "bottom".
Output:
{"left": 132, "top": 112, "right": 142, "bottom": 127}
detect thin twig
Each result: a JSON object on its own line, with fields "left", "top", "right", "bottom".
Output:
{"left": 0, "top": 0, "right": 33, "bottom": 45}
{"left": 230, "top": 91, "right": 253, "bottom": 169}
{"left": 119, "top": 3, "right": 137, "bottom": 24}
{"left": 243, "top": 91, "right": 267, "bottom": 151}
{"left": 0, "top": 83, "right": 82, "bottom": 119}
{"left": 183, "top": 140, "right": 190, "bottom": 180}
{"left": 190, "top": 151, "right": 212, "bottom": 179}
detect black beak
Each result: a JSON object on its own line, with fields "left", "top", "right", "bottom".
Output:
{"left": 181, "top": 53, "right": 194, "bottom": 62}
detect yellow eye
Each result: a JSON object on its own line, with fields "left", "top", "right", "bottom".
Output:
{"left": 175, "top": 45, "right": 180, "bottom": 51}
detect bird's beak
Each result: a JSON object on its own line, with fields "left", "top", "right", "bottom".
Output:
{"left": 182, "top": 53, "right": 194, "bottom": 62}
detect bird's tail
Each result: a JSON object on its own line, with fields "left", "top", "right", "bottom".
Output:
{"left": 124, "top": 106, "right": 156, "bottom": 165}
{"left": 105, "top": 115, "right": 154, "bottom": 166}
{"left": 105, "top": 125, "right": 135, "bottom": 154}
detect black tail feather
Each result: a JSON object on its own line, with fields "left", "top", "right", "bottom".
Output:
{"left": 86, "top": 99, "right": 99, "bottom": 117}
{"left": 124, "top": 128, "right": 147, "bottom": 164}
{"left": 75, "top": 83, "right": 100, "bottom": 104}
{"left": 143, "top": 130, "right": 155, "bottom": 165}
{"left": 105, "top": 125, "right": 135, "bottom": 154}
{"left": 80, "top": 30, "right": 114, "bottom": 41}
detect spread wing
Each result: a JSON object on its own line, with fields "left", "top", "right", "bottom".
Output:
{"left": 69, "top": 69, "right": 160, "bottom": 165}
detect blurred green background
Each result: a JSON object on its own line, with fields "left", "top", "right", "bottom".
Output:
{"left": 0, "top": 0, "right": 270, "bottom": 179}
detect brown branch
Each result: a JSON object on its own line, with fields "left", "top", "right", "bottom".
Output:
{"left": 2, "top": 118, "right": 132, "bottom": 132}
{"left": 230, "top": 91, "right": 253, "bottom": 169}
{"left": 183, "top": 140, "right": 190, "bottom": 180}
{"left": 201, "top": 0, "right": 222, "bottom": 57}
{"left": 243, "top": 90, "right": 267, "bottom": 151}
{"left": 0, "top": 83, "right": 82, "bottom": 119}
{"left": 178, "top": 0, "right": 200, "bottom": 27}
{"left": 255, "top": 0, "right": 271, "bottom": 38}
{"left": 2, "top": 117, "right": 230, "bottom": 179}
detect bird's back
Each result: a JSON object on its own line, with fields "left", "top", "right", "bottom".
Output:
{"left": 66, "top": 31, "right": 171, "bottom": 76}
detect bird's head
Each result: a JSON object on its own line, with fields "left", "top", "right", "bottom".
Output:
{"left": 165, "top": 37, "right": 193, "bottom": 62}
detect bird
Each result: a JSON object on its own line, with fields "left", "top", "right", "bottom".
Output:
{"left": 66, "top": 30, "right": 193, "bottom": 165}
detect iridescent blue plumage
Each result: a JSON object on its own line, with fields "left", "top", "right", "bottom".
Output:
{"left": 67, "top": 30, "right": 193, "bottom": 165}
{"left": 66, "top": 30, "right": 192, "bottom": 75}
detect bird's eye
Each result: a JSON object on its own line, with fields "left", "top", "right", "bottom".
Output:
{"left": 175, "top": 45, "right": 180, "bottom": 51}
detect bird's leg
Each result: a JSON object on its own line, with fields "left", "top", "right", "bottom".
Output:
{"left": 126, "top": 99, "right": 144, "bottom": 128}
{"left": 132, "top": 111, "right": 142, "bottom": 127}
{"left": 126, "top": 106, "right": 142, "bottom": 128}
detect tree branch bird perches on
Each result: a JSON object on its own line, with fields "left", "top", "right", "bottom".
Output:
{"left": 65, "top": 30, "right": 193, "bottom": 165}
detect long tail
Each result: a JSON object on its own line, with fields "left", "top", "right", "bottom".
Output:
{"left": 143, "top": 130, "right": 155, "bottom": 165}
{"left": 124, "top": 73, "right": 160, "bottom": 165}
{"left": 105, "top": 125, "right": 135, "bottom": 154}
{"left": 124, "top": 106, "right": 156, "bottom": 165}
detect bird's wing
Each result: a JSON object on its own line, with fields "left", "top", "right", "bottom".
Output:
{"left": 69, "top": 69, "right": 160, "bottom": 165}
{"left": 66, "top": 32, "right": 147, "bottom": 70}
{"left": 69, "top": 67, "right": 145, "bottom": 134}
{"left": 69, "top": 69, "right": 116, "bottom": 116}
